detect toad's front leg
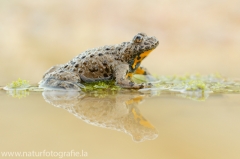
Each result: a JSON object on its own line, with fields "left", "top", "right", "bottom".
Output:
{"left": 115, "top": 64, "right": 145, "bottom": 89}
{"left": 134, "top": 66, "right": 157, "bottom": 83}
{"left": 134, "top": 66, "right": 151, "bottom": 75}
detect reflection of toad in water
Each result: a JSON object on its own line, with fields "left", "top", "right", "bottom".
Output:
{"left": 42, "top": 91, "right": 158, "bottom": 142}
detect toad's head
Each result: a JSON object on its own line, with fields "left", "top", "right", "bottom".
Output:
{"left": 122, "top": 33, "right": 159, "bottom": 71}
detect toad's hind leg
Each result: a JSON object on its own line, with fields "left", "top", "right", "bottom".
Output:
{"left": 39, "top": 70, "right": 83, "bottom": 91}
{"left": 42, "top": 65, "right": 63, "bottom": 78}
{"left": 115, "top": 64, "right": 145, "bottom": 89}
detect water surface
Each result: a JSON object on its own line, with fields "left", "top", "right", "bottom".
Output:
{"left": 1, "top": 89, "right": 240, "bottom": 159}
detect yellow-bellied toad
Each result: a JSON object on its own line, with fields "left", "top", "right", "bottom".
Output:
{"left": 39, "top": 33, "right": 159, "bottom": 90}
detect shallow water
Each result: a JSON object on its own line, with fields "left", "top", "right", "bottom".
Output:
{"left": 1, "top": 89, "right": 240, "bottom": 159}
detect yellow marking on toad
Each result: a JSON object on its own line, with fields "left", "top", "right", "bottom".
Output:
{"left": 132, "top": 108, "right": 154, "bottom": 129}
{"left": 126, "top": 73, "right": 133, "bottom": 78}
{"left": 134, "top": 67, "right": 145, "bottom": 75}
{"left": 132, "top": 49, "right": 153, "bottom": 69}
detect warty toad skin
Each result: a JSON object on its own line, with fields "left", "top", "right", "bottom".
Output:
{"left": 39, "top": 33, "right": 159, "bottom": 90}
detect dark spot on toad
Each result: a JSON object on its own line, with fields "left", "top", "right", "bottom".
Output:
{"left": 89, "top": 68, "right": 94, "bottom": 72}
{"left": 102, "top": 60, "right": 107, "bottom": 65}
{"left": 103, "top": 73, "right": 108, "bottom": 77}
{"left": 94, "top": 66, "right": 98, "bottom": 71}
{"left": 105, "top": 67, "right": 109, "bottom": 73}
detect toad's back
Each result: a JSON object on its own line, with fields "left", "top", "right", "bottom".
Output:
{"left": 65, "top": 45, "right": 123, "bottom": 81}
{"left": 39, "top": 33, "right": 159, "bottom": 90}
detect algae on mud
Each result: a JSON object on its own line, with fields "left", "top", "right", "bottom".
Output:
{"left": 5, "top": 78, "right": 30, "bottom": 90}
{"left": 3, "top": 74, "right": 240, "bottom": 100}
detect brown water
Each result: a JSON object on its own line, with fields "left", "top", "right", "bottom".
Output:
{"left": 1, "top": 89, "right": 240, "bottom": 159}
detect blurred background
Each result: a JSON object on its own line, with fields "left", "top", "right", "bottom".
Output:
{"left": 0, "top": 0, "right": 240, "bottom": 85}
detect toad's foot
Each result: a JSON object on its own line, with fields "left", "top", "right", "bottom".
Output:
{"left": 134, "top": 66, "right": 159, "bottom": 86}
{"left": 115, "top": 64, "right": 146, "bottom": 89}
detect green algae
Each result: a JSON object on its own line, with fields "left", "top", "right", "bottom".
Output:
{"left": 138, "top": 74, "right": 240, "bottom": 93}
{"left": 4, "top": 78, "right": 30, "bottom": 90}
{"left": 134, "top": 73, "right": 240, "bottom": 101}
{"left": 2, "top": 74, "right": 240, "bottom": 100}
{"left": 82, "top": 80, "right": 121, "bottom": 92}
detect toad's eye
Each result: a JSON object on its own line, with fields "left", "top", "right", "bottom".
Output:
{"left": 133, "top": 35, "right": 143, "bottom": 43}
